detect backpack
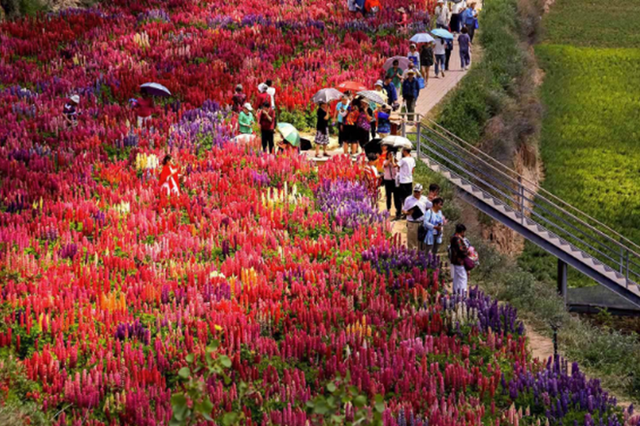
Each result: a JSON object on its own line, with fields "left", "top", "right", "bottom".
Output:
{"left": 418, "top": 209, "right": 431, "bottom": 243}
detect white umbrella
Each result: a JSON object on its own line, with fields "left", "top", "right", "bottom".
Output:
{"left": 382, "top": 135, "right": 413, "bottom": 150}
{"left": 357, "top": 90, "right": 385, "bottom": 105}
{"left": 410, "top": 33, "right": 435, "bottom": 43}
{"left": 312, "top": 88, "right": 343, "bottom": 104}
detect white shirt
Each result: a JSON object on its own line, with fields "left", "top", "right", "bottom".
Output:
{"left": 397, "top": 156, "right": 415, "bottom": 184}
{"left": 434, "top": 40, "right": 447, "bottom": 55}
{"left": 403, "top": 195, "right": 429, "bottom": 222}
{"left": 451, "top": 1, "right": 466, "bottom": 14}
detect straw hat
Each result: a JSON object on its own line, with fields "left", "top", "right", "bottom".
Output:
{"left": 70, "top": 95, "right": 80, "bottom": 104}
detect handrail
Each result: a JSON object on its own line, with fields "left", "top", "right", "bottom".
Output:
{"left": 424, "top": 119, "right": 640, "bottom": 255}
{"left": 403, "top": 119, "right": 640, "bottom": 287}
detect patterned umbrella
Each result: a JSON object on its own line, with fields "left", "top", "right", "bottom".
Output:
{"left": 337, "top": 81, "right": 367, "bottom": 93}
{"left": 383, "top": 56, "right": 411, "bottom": 71}
{"left": 311, "top": 88, "right": 343, "bottom": 104}
{"left": 276, "top": 123, "right": 300, "bottom": 147}
{"left": 357, "top": 90, "right": 385, "bottom": 105}
{"left": 140, "top": 82, "right": 171, "bottom": 97}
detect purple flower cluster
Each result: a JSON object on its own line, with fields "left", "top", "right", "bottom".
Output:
{"left": 202, "top": 282, "right": 231, "bottom": 302}
{"left": 441, "top": 286, "right": 525, "bottom": 336}
{"left": 315, "top": 179, "right": 387, "bottom": 229}
{"left": 59, "top": 243, "right": 78, "bottom": 260}
{"left": 361, "top": 243, "right": 432, "bottom": 276}
{"left": 137, "top": 9, "right": 171, "bottom": 23}
{"left": 168, "top": 100, "right": 235, "bottom": 152}
{"left": 115, "top": 319, "right": 151, "bottom": 345}
{"left": 507, "top": 358, "right": 639, "bottom": 426}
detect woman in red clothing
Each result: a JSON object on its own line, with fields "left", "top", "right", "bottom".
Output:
{"left": 159, "top": 154, "right": 180, "bottom": 196}
{"left": 133, "top": 93, "right": 155, "bottom": 128}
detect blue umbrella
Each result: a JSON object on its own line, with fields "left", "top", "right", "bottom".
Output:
{"left": 430, "top": 28, "right": 454, "bottom": 40}
{"left": 410, "top": 33, "right": 435, "bottom": 43}
{"left": 140, "top": 82, "right": 171, "bottom": 97}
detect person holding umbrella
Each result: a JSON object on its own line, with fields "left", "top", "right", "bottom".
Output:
{"left": 258, "top": 102, "right": 275, "bottom": 154}
{"left": 420, "top": 41, "right": 435, "bottom": 87}
{"left": 382, "top": 147, "right": 400, "bottom": 218}
{"left": 344, "top": 98, "right": 361, "bottom": 156}
{"left": 315, "top": 102, "right": 331, "bottom": 158}
{"left": 402, "top": 70, "right": 420, "bottom": 121}
{"left": 238, "top": 103, "right": 255, "bottom": 135}
{"left": 385, "top": 60, "right": 404, "bottom": 93}
{"left": 133, "top": 91, "right": 155, "bottom": 128}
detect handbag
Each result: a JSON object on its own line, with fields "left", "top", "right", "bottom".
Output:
{"left": 356, "top": 113, "right": 371, "bottom": 131}
{"left": 416, "top": 76, "right": 426, "bottom": 90}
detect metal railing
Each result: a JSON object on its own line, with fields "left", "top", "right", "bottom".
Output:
{"left": 395, "top": 114, "right": 640, "bottom": 288}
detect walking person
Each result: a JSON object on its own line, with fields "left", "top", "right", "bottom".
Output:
{"left": 449, "top": 223, "right": 469, "bottom": 294}
{"left": 444, "top": 38, "right": 453, "bottom": 72}
{"left": 382, "top": 150, "right": 401, "bottom": 218}
{"left": 132, "top": 92, "right": 154, "bottom": 128}
{"left": 402, "top": 70, "right": 420, "bottom": 122}
{"left": 458, "top": 26, "right": 472, "bottom": 70}
{"left": 396, "top": 147, "right": 415, "bottom": 211}
{"left": 238, "top": 103, "right": 255, "bottom": 135}
{"left": 434, "top": 38, "right": 447, "bottom": 78}
{"left": 356, "top": 100, "right": 371, "bottom": 150}
{"left": 385, "top": 60, "right": 404, "bottom": 94}
{"left": 231, "top": 84, "right": 246, "bottom": 113}
{"left": 382, "top": 76, "right": 398, "bottom": 110}
{"left": 420, "top": 41, "right": 434, "bottom": 87}
{"left": 450, "top": 0, "right": 466, "bottom": 34}
{"left": 434, "top": 0, "right": 450, "bottom": 30}
{"left": 315, "top": 102, "right": 331, "bottom": 158}
{"left": 402, "top": 184, "right": 429, "bottom": 250}
{"left": 422, "top": 197, "right": 445, "bottom": 257}
{"left": 462, "top": 3, "right": 478, "bottom": 43}
{"left": 258, "top": 103, "right": 275, "bottom": 154}
{"left": 408, "top": 43, "right": 420, "bottom": 68}
{"left": 335, "top": 93, "right": 350, "bottom": 149}
{"left": 376, "top": 104, "right": 391, "bottom": 137}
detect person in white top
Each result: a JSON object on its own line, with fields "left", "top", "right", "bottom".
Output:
{"left": 434, "top": 0, "right": 450, "bottom": 29}
{"left": 407, "top": 43, "right": 420, "bottom": 68}
{"left": 402, "top": 184, "right": 429, "bottom": 250}
{"left": 402, "top": 62, "right": 423, "bottom": 80}
{"left": 396, "top": 147, "right": 416, "bottom": 210}
{"left": 434, "top": 38, "right": 447, "bottom": 78}
{"left": 450, "top": 0, "right": 467, "bottom": 34}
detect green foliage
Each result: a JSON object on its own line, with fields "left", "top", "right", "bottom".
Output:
{"left": 170, "top": 340, "right": 239, "bottom": 426}
{"left": 435, "top": 0, "right": 536, "bottom": 145}
{"left": 1, "top": 0, "right": 45, "bottom": 19}
{"left": 305, "top": 373, "right": 384, "bottom": 426}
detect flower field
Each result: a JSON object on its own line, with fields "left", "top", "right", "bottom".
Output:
{"left": 0, "top": 0, "right": 638, "bottom": 425}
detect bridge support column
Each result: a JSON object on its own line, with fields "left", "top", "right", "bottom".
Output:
{"left": 557, "top": 259, "right": 568, "bottom": 306}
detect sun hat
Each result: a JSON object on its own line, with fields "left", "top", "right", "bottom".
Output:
{"left": 258, "top": 83, "right": 268, "bottom": 93}
{"left": 410, "top": 43, "right": 417, "bottom": 48}
{"left": 414, "top": 184, "right": 423, "bottom": 192}
{"left": 407, "top": 70, "right": 415, "bottom": 74}
{"left": 243, "top": 103, "right": 253, "bottom": 111}
{"left": 236, "top": 84, "right": 243, "bottom": 91}
{"left": 374, "top": 80, "right": 383, "bottom": 87}
{"left": 70, "top": 95, "right": 80, "bottom": 104}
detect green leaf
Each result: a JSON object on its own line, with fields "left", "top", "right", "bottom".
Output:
{"left": 354, "top": 395, "right": 367, "bottom": 408}
{"left": 171, "top": 394, "right": 189, "bottom": 421}
{"left": 221, "top": 412, "right": 239, "bottom": 426}
{"left": 219, "top": 355, "right": 232, "bottom": 368}
{"left": 185, "top": 354, "right": 194, "bottom": 363}
{"left": 374, "top": 401, "right": 385, "bottom": 413}
{"left": 326, "top": 382, "right": 337, "bottom": 393}
{"left": 178, "top": 367, "right": 191, "bottom": 379}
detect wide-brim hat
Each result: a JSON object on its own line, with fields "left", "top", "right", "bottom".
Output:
{"left": 70, "top": 95, "right": 80, "bottom": 104}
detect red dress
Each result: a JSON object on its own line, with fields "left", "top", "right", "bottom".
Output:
{"left": 159, "top": 164, "right": 180, "bottom": 195}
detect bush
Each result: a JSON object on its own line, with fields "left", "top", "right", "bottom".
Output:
{"left": 0, "top": 0, "right": 44, "bottom": 18}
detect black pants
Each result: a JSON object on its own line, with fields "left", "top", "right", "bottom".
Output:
{"left": 383, "top": 179, "right": 402, "bottom": 214}
{"left": 399, "top": 182, "right": 413, "bottom": 209}
{"left": 370, "top": 121, "right": 377, "bottom": 139}
{"left": 466, "top": 23, "right": 476, "bottom": 43}
{"left": 445, "top": 48, "right": 452, "bottom": 71}
{"left": 261, "top": 129, "right": 274, "bottom": 153}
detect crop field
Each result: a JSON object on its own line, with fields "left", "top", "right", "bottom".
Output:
{"left": 523, "top": 0, "right": 640, "bottom": 286}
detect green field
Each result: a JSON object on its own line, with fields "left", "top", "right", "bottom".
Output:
{"left": 521, "top": 0, "right": 640, "bottom": 284}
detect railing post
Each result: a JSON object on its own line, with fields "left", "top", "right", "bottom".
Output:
{"left": 401, "top": 117, "right": 406, "bottom": 138}
{"left": 518, "top": 176, "right": 524, "bottom": 225}
{"left": 557, "top": 259, "right": 568, "bottom": 307}
{"left": 625, "top": 249, "right": 630, "bottom": 283}
{"left": 620, "top": 237, "right": 624, "bottom": 274}
{"left": 416, "top": 121, "right": 422, "bottom": 158}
